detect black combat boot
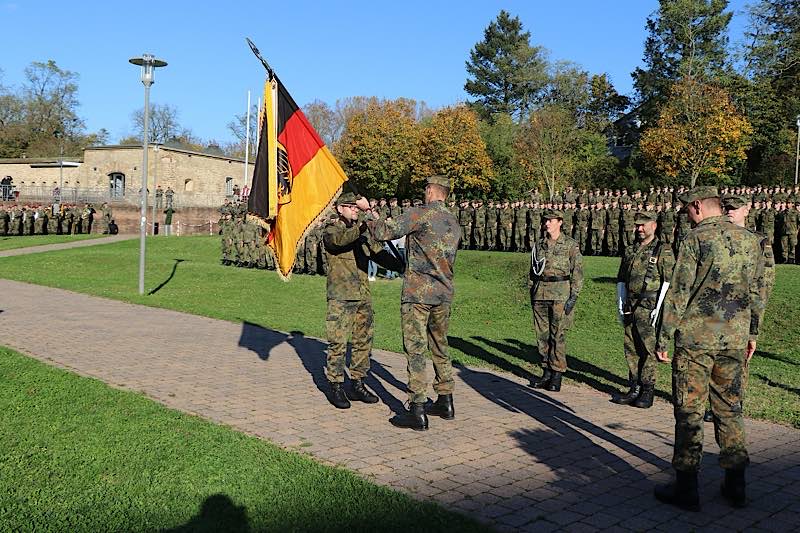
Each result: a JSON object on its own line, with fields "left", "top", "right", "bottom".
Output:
{"left": 547, "top": 371, "right": 562, "bottom": 392}
{"left": 704, "top": 408, "right": 714, "bottom": 422}
{"left": 347, "top": 379, "right": 379, "bottom": 404}
{"left": 611, "top": 381, "right": 641, "bottom": 405}
{"left": 328, "top": 382, "right": 351, "bottom": 409}
{"left": 390, "top": 402, "right": 428, "bottom": 431}
{"left": 721, "top": 468, "right": 747, "bottom": 508}
{"left": 633, "top": 383, "right": 655, "bottom": 408}
{"left": 654, "top": 469, "right": 700, "bottom": 512}
{"left": 530, "top": 368, "right": 552, "bottom": 389}
{"left": 426, "top": 394, "right": 454, "bottom": 420}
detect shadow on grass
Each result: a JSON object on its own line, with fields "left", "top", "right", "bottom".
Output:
{"left": 592, "top": 276, "right": 619, "bottom": 284}
{"left": 164, "top": 494, "right": 249, "bottom": 532}
{"left": 456, "top": 363, "right": 671, "bottom": 495}
{"left": 148, "top": 258, "right": 186, "bottom": 295}
{"left": 753, "top": 373, "right": 800, "bottom": 396}
{"left": 754, "top": 350, "right": 800, "bottom": 367}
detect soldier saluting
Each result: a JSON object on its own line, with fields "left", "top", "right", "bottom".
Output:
{"left": 528, "top": 209, "right": 583, "bottom": 392}
{"left": 613, "top": 211, "right": 675, "bottom": 408}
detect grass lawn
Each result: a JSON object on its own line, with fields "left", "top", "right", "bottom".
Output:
{"left": 0, "top": 346, "right": 487, "bottom": 532}
{"left": 1, "top": 235, "right": 798, "bottom": 428}
{"left": 0, "top": 233, "right": 102, "bottom": 251}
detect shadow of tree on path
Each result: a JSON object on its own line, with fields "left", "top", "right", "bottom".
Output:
{"left": 148, "top": 258, "right": 186, "bottom": 295}
{"left": 163, "top": 493, "right": 250, "bottom": 533}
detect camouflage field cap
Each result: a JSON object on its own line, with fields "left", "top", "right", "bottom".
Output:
{"left": 335, "top": 192, "right": 360, "bottom": 206}
{"left": 634, "top": 211, "right": 657, "bottom": 224}
{"left": 426, "top": 175, "right": 451, "bottom": 189}
{"left": 678, "top": 185, "right": 719, "bottom": 204}
{"left": 722, "top": 193, "right": 750, "bottom": 210}
{"left": 542, "top": 208, "right": 564, "bottom": 220}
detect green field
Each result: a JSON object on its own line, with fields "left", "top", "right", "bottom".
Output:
{"left": 1, "top": 235, "right": 798, "bottom": 428}
{"left": 0, "top": 346, "right": 486, "bottom": 532}
{"left": 0, "top": 233, "right": 102, "bottom": 251}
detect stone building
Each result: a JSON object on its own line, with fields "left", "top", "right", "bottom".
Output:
{"left": 0, "top": 144, "right": 254, "bottom": 207}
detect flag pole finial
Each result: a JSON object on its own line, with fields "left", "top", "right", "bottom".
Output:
{"left": 246, "top": 38, "right": 274, "bottom": 78}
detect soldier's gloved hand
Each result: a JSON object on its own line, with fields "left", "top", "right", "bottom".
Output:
{"left": 564, "top": 295, "right": 577, "bottom": 315}
{"left": 649, "top": 308, "right": 659, "bottom": 327}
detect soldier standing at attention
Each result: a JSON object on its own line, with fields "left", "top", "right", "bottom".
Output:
{"left": 473, "top": 199, "right": 486, "bottom": 250}
{"left": 322, "top": 192, "right": 387, "bottom": 409}
{"left": 458, "top": 199, "right": 471, "bottom": 249}
{"left": 528, "top": 209, "right": 583, "bottom": 392}
{"left": 613, "top": 211, "right": 675, "bottom": 408}
{"left": 498, "top": 201, "right": 513, "bottom": 251}
{"left": 654, "top": 187, "right": 765, "bottom": 511}
{"left": 514, "top": 200, "right": 527, "bottom": 252}
{"left": 485, "top": 200, "right": 497, "bottom": 251}
{"left": 360, "top": 176, "right": 460, "bottom": 431}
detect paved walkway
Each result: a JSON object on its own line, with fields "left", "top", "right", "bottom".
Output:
{"left": 0, "top": 234, "right": 135, "bottom": 257}
{"left": 0, "top": 279, "right": 798, "bottom": 532}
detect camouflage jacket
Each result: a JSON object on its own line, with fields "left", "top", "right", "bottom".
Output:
{"left": 529, "top": 232, "right": 583, "bottom": 302}
{"left": 751, "top": 229, "right": 775, "bottom": 330}
{"left": 368, "top": 200, "right": 460, "bottom": 305}
{"left": 657, "top": 215, "right": 764, "bottom": 352}
{"left": 458, "top": 207, "right": 472, "bottom": 227}
{"left": 323, "top": 217, "right": 383, "bottom": 301}
{"left": 617, "top": 238, "right": 675, "bottom": 309}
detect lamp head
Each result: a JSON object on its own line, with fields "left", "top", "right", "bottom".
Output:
{"left": 129, "top": 54, "right": 167, "bottom": 87}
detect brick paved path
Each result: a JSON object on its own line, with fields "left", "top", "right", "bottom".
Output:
{"left": 0, "top": 279, "right": 798, "bottom": 532}
{"left": 0, "top": 234, "right": 134, "bottom": 258}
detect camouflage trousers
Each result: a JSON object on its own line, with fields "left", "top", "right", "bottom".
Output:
{"left": 513, "top": 225, "right": 525, "bottom": 251}
{"left": 672, "top": 347, "right": 749, "bottom": 471}
{"left": 623, "top": 304, "right": 657, "bottom": 385}
{"left": 325, "top": 299, "right": 373, "bottom": 383}
{"left": 221, "top": 236, "right": 233, "bottom": 261}
{"left": 498, "top": 226, "right": 510, "bottom": 250}
{"left": 460, "top": 226, "right": 470, "bottom": 248}
{"left": 485, "top": 224, "right": 495, "bottom": 249}
{"left": 576, "top": 227, "right": 588, "bottom": 254}
{"left": 532, "top": 300, "right": 573, "bottom": 373}
{"left": 780, "top": 234, "right": 797, "bottom": 263}
{"left": 606, "top": 227, "right": 619, "bottom": 255}
{"left": 401, "top": 302, "right": 454, "bottom": 404}
{"left": 590, "top": 229, "right": 603, "bottom": 254}
{"left": 473, "top": 224, "right": 484, "bottom": 249}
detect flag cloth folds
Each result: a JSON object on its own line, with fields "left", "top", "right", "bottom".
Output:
{"left": 248, "top": 74, "right": 347, "bottom": 278}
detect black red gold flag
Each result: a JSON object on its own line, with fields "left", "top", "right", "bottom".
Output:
{"left": 248, "top": 74, "right": 347, "bottom": 278}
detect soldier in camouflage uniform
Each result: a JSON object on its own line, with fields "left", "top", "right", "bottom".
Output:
{"left": 575, "top": 203, "right": 590, "bottom": 254}
{"left": 589, "top": 203, "right": 605, "bottom": 255}
{"left": 498, "top": 201, "right": 513, "bottom": 251}
{"left": 220, "top": 214, "right": 234, "bottom": 265}
{"left": 655, "top": 187, "right": 765, "bottom": 511}
{"left": 528, "top": 209, "right": 583, "bottom": 392}
{"left": 473, "top": 199, "right": 485, "bottom": 249}
{"left": 606, "top": 201, "right": 621, "bottom": 256}
{"left": 485, "top": 200, "right": 497, "bottom": 250}
{"left": 513, "top": 201, "right": 527, "bottom": 251}
{"left": 322, "top": 192, "right": 388, "bottom": 409}
{"left": 777, "top": 203, "right": 798, "bottom": 263}
{"left": 613, "top": 211, "right": 675, "bottom": 408}
{"left": 362, "top": 175, "right": 460, "bottom": 431}
{"left": 458, "top": 200, "right": 471, "bottom": 249}
{"left": 0, "top": 206, "right": 8, "bottom": 236}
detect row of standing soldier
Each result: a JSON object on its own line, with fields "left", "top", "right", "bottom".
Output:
{"left": 0, "top": 203, "right": 115, "bottom": 236}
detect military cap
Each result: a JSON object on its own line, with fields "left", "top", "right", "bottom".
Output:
{"left": 722, "top": 193, "right": 750, "bottom": 210}
{"left": 335, "top": 192, "right": 360, "bottom": 206}
{"left": 426, "top": 175, "right": 450, "bottom": 189}
{"left": 634, "top": 211, "right": 657, "bottom": 224}
{"left": 678, "top": 186, "right": 719, "bottom": 205}
{"left": 542, "top": 208, "right": 563, "bottom": 220}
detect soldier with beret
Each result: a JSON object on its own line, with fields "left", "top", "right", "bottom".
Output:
{"left": 655, "top": 186, "right": 765, "bottom": 511}
{"left": 613, "top": 210, "right": 675, "bottom": 408}
{"left": 361, "top": 175, "right": 460, "bottom": 430}
{"left": 528, "top": 209, "right": 583, "bottom": 392}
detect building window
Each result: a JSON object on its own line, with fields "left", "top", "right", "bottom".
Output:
{"left": 184, "top": 178, "right": 194, "bottom": 192}
{"left": 225, "top": 177, "right": 233, "bottom": 196}
{"left": 109, "top": 173, "right": 126, "bottom": 198}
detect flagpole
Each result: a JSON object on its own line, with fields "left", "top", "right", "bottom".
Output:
{"left": 244, "top": 90, "right": 251, "bottom": 188}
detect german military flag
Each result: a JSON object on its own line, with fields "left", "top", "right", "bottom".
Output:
{"left": 248, "top": 73, "right": 347, "bottom": 279}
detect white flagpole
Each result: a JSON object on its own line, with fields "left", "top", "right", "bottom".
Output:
{"left": 244, "top": 90, "right": 251, "bottom": 188}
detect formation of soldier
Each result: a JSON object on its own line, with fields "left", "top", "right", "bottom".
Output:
{"left": 451, "top": 184, "right": 800, "bottom": 263}
{"left": 0, "top": 203, "right": 100, "bottom": 236}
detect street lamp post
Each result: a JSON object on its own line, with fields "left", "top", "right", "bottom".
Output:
{"left": 130, "top": 54, "right": 167, "bottom": 295}
{"left": 795, "top": 115, "right": 800, "bottom": 187}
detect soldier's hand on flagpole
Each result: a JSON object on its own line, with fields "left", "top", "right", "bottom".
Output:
{"left": 656, "top": 350, "right": 670, "bottom": 363}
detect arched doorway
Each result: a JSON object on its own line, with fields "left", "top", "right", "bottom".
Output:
{"left": 109, "top": 173, "right": 125, "bottom": 198}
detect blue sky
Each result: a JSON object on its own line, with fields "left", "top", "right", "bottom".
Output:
{"left": 0, "top": 0, "right": 750, "bottom": 145}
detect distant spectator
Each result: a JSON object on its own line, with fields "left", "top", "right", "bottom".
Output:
{"left": 108, "top": 219, "right": 119, "bottom": 235}
{"left": 155, "top": 185, "right": 164, "bottom": 208}
{"left": 165, "top": 187, "right": 175, "bottom": 208}
{"left": 163, "top": 207, "right": 175, "bottom": 236}
{"left": 233, "top": 184, "right": 241, "bottom": 200}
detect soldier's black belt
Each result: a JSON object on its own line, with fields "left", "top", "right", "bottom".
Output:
{"left": 629, "top": 290, "right": 658, "bottom": 300}
{"left": 536, "top": 275, "right": 570, "bottom": 282}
